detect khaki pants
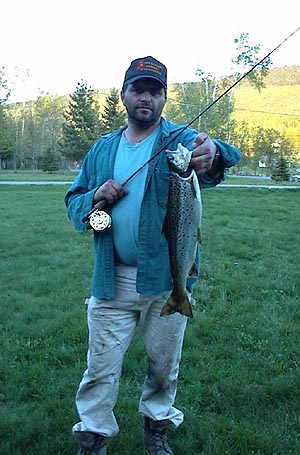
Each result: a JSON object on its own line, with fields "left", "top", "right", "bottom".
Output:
{"left": 72, "top": 264, "right": 187, "bottom": 437}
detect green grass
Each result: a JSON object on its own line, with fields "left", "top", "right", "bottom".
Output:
{"left": 0, "top": 169, "right": 78, "bottom": 181}
{"left": 1, "top": 168, "right": 300, "bottom": 187}
{"left": 0, "top": 184, "right": 299, "bottom": 454}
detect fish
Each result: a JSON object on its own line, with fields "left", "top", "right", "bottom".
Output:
{"left": 160, "top": 143, "right": 202, "bottom": 318}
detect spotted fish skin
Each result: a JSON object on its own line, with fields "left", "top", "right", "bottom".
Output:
{"left": 161, "top": 144, "right": 202, "bottom": 318}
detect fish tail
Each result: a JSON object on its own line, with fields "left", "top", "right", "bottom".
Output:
{"left": 160, "top": 292, "right": 194, "bottom": 318}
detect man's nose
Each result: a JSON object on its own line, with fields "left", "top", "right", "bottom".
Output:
{"left": 140, "top": 93, "right": 151, "bottom": 103}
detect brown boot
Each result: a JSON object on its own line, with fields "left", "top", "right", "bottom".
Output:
{"left": 73, "top": 431, "right": 107, "bottom": 455}
{"left": 142, "top": 417, "right": 175, "bottom": 455}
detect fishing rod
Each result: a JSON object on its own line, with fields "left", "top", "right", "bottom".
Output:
{"left": 86, "top": 26, "right": 300, "bottom": 231}
{"left": 122, "top": 25, "right": 300, "bottom": 186}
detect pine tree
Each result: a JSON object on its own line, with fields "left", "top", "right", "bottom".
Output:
{"left": 41, "top": 147, "right": 60, "bottom": 173}
{"left": 100, "top": 88, "right": 126, "bottom": 135}
{"left": 271, "top": 155, "right": 290, "bottom": 181}
{"left": 60, "top": 80, "right": 100, "bottom": 162}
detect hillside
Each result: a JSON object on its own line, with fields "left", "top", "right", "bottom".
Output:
{"left": 259, "top": 65, "right": 300, "bottom": 86}
{"left": 232, "top": 66, "right": 300, "bottom": 150}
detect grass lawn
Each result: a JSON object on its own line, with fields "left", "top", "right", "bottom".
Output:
{"left": 0, "top": 183, "right": 299, "bottom": 454}
{"left": 1, "top": 168, "right": 300, "bottom": 187}
{"left": 0, "top": 170, "right": 78, "bottom": 182}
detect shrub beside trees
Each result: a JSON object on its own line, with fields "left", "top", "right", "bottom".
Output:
{"left": 271, "top": 155, "right": 291, "bottom": 181}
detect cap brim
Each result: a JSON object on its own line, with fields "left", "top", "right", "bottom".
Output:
{"left": 125, "top": 75, "right": 167, "bottom": 88}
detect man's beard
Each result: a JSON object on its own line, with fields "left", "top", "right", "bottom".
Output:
{"left": 127, "top": 107, "right": 161, "bottom": 130}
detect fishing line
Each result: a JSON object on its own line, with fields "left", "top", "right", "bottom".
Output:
{"left": 122, "top": 25, "right": 300, "bottom": 186}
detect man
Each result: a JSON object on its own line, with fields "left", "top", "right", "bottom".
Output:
{"left": 65, "top": 56, "right": 241, "bottom": 455}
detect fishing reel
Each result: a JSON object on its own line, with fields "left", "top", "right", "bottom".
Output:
{"left": 87, "top": 208, "right": 112, "bottom": 233}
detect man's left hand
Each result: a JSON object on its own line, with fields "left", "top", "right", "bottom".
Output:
{"left": 190, "top": 133, "right": 217, "bottom": 175}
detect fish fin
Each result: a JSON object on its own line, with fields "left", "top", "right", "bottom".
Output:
{"left": 197, "top": 228, "right": 202, "bottom": 244}
{"left": 188, "top": 262, "right": 198, "bottom": 277}
{"left": 160, "top": 292, "right": 194, "bottom": 318}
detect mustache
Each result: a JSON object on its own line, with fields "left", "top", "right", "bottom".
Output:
{"left": 138, "top": 99, "right": 152, "bottom": 107}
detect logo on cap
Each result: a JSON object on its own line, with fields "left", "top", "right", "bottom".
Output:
{"left": 135, "top": 59, "right": 163, "bottom": 77}
{"left": 123, "top": 56, "right": 167, "bottom": 88}
{"left": 136, "top": 61, "right": 146, "bottom": 71}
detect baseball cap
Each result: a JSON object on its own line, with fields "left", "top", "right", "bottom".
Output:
{"left": 123, "top": 56, "right": 167, "bottom": 88}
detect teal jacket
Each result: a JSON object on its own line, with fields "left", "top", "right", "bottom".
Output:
{"left": 65, "top": 118, "right": 241, "bottom": 299}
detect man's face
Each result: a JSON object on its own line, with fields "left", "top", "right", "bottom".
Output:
{"left": 121, "top": 78, "right": 167, "bottom": 128}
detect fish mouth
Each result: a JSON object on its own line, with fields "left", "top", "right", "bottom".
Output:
{"left": 178, "top": 168, "right": 193, "bottom": 178}
{"left": 166, "top": 144, "right": 193, "bottom": 174}
{"left": 167, "top": 155, "right": 193, "bottom": 177}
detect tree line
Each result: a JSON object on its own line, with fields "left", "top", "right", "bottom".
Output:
{"left": 0, "top": 34, "right": 298, "bottom": 178}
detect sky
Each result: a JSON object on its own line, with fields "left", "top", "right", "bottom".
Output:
{"left": 2, "top": 0, "right": 300, "bottom": 102}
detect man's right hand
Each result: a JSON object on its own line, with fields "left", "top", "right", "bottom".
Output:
{"left": 93, "top": 179, "right": 129, "bottom": 209}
